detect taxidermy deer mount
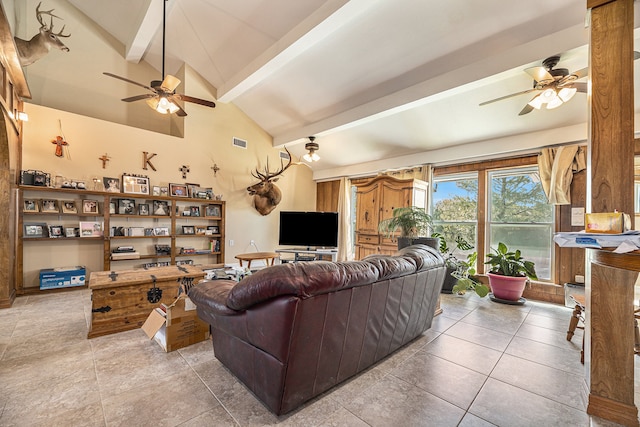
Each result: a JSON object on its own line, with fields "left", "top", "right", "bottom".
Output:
{"left": 247, "top": 148, "right": 293, "bottom": 216}
{"left": 14, "top": 2, "right": 71, "bottom": 67}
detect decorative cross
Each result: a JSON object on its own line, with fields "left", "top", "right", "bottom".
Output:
{"left": 179, "top": 165, "right": 190, "bottom": 179}
{"left": 51, "top": 136, "right": 68, "bottom": 157}
{"left": 99, "top": 153, "right": 110, "bottom": 169}
{"left": 211, "top": 163, "right": 220, "bottom": 177}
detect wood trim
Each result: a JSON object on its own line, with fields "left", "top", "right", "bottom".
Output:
{"left": 433, "top": 155, "right": 537, "bottom": 176}
{"left": 587, "top": 0, "right": 616, "bottom": 9}
{"left": 0, "top": 3, "right": 30, "bottom": 99}
{"left": 476, "top": 170, "right": 487, "bottom": 274}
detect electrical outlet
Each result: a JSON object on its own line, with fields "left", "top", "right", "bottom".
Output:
{"left": 229, "top": 239, "right": 234, "bottom": 247}
{"left": 250, "top": 240, "right": 255, "bottom": 245}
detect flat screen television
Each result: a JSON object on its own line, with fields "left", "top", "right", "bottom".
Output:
{"left": 279, "top": 211, "right": 338, "bottom": 249}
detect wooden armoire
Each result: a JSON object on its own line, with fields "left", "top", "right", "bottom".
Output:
{"left": 354, "top": 175, "right": 428, "bottom": 259}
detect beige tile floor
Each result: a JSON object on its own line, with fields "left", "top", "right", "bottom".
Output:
{"left": 0, "top": 289, "right": 634, "bottom": 426}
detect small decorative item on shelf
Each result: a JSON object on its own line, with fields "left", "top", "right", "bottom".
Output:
{"left": 20, "top": 170, "right": 50, "bottom": 187}
{"left": 152, "top": 186, "right": 161, "bottom": 196}
{"left": 205, "top": 205, "right": 221, "bottom": 217}
{"left": 182, "top": 225, "right": 195, "bottom": 235}
{"left": 79, "top": 221, "right": 103, "bottom": 237}
{"left": 153, "top": 227, "right": 170, "bottom": 236}
{"left": 48, "top": 225, "right": 64, "bottom": 238}
{"left": 61, "top": 201, "right": 77, "bottom": 214}
{"left": 190, "top": 206, "right": 200, "bottom": 217}
{"left": 82, "top": 199, "right": 99, "bottom": 214}
{"left": 65, "top": 227, "right": 77, "bottom": 238}
{"left": 155, "top": 244, "right": 171, "bottom": 256}
{"left": 138, "top": 204, "right": 149, "bottom": 216}
{"left": 207, "top": 225, "right": 219, "bottom": 234}
{"left": 117, "top": 198, "right": 136, "bottom": 215}
{"left": 24, "top": 223, "right": 47, "bottom": 238}
{"left": 170, "top": 183, "right": 188, "bottom": 197}
{"left": 153, "top": 200, "right": 169, "bottom": 215}
{"left": 195, "top": 226, "right": 207, "bottom": 235}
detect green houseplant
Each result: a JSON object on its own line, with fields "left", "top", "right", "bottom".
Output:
{"left": 432, "top": 233, "right": 480, "bottom": 294}
{"left": 378, "top": 206, "right": 438, "bottom": 249}
{"left": 484, "top": 242, "right": 537, "bottom": 301}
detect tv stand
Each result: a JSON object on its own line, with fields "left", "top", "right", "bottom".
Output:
{"left": 276, "top": 248, "right": 337, "bottom": 262}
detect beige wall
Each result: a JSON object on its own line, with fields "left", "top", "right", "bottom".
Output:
{"left": 20, "top": 88, "right": 316, "bottom": 283}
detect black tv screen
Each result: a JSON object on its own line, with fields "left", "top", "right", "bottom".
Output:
{"left": 279, "top": 211, "right": 338, "bottom": 248}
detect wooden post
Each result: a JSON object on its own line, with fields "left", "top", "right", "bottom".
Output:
{"left": 586, "top": 0, "right": 639, "bottom": 425}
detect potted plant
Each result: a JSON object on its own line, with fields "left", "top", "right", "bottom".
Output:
{"left": 484, "top": 242, "right": 537, "bottom": 302}
{"left": 451, "top": 251, "right": 490, "bottom": 298}
{"left": 378, "top": 206, "right": 439, "bottom": 249}
{"left": 432, "top": 233, "right": 478, "bottom": 294}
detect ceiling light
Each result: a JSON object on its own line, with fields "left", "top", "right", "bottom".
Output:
{"left": 540, "top": 88, "right": 557, "bottom": 103}
{"left": 303, "top": 136, "right": 320, "bottom": 162}
{"left": 146, "top": 95, "right": 180, "bottom": 114}
{"left": 546, "top": 96, "right": 564, "bottom": 109}
{"left": 528, "top": 95, "right": 544, "bottom": 109}
{"left": 558, "top": 87, "right": 577, "bottom": 102}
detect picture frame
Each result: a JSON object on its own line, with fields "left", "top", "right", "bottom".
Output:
{"left": 79, "top": 221, "right": 103, "bottom": 237}
{"left": 117, "top": 198, "right": 136, "bottom": 215}
{"left": 41, "top": 199, "right": 59, "bottom": 213}
{"left": 169, "top": 183, "right": 188, "bottom": 197}
{"left": 48, "top": 225, "right": 64, "bottom": 238}
{"left": 103, "top": 177, "right": 120, "bottom": 193}
{"left": 195, "top": 226, "right": 207, "bottom": 235}
{"left": 207, "top": 225, "right": 219, "bottom": 234}
{"left": 23, "top": 199, "right": 39, "bottom": 213}
{"left": 138, "top": 203, "right": 150, "bottom": 216}
{"left": 65, "top": 227, "right": 77, "bottom": 238}
{"left": 82, "top": 199, "right": 99, "bottom": 214}
{"left": 182, "top": 225, "right": 195, "bottom": 235}
{"left": 186, "top": 183, "right": 200, "bottom": 198}
{"left": 152, "top": 200, "right": 169, "bottom": 216}
{"left": 109, "top": 202, "right": 116, "bottom": 214}
{"left": 160, "top": 187, "right": 169, "bottom": 197}
{"left": 61, "top": 201, "right": 78, "bottom": 214}
{"left": 205, "top": 204, "right": 221, "bottom": 217}
{"left": 122, "top": 174, "right": 150, "bottom": 195}
{"left": 154, "top": 227, "right": 170, "bottom": 236}
{"left": 190, "top": 206, "right": 200, "bottom": 217}
{"left": 24, "top": 222, "right": 47, "bottom": 238}
{"left": 152, "top": 186, "right": 161, "bottom": 196}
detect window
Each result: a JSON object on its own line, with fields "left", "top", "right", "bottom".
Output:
{"left": 431, "top": 173, "right": 478, "bottom": 262}
{"left": 488, "top": 167, "right": 553, "bottom": 280}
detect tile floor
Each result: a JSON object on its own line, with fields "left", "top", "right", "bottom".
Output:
{"left": 0, "top": 289, "right": 635, "bottom": 426}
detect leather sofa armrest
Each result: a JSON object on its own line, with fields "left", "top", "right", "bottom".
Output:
{"left": 188, "top": 279, "right": 238, "bottom": 315}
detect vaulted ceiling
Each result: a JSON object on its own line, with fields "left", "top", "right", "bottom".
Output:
{"left": 42, "top": 1, "right": 640, "bottom": 177}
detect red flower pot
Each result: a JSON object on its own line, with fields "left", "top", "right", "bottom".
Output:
{"left": 487, "top": 272, "right": 528, "bottom": 301}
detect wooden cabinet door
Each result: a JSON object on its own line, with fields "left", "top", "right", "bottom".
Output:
{"left": 379, "top": 181, "right": 410, "bottom": 223}
{"left": 356, "top": 244, "right": 380, "bottom": 259}
{"left": 356, "top": 183, "right": 379, "bottom": 234}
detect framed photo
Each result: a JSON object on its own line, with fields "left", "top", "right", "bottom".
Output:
{"left": 186, "top": 183, "right": 200, "bottom": 198}
{"left": 138, "top": 204, "right": 150, "bottom": 216}
{"left": 160, "top": 187, "right": 169, "bottom": 197}
{"left": 152, "top": 200, "right": 169, "bottom": 216}
{"left": 182, "top": 225, "right": 195, "bottom": 235}
{"left": 79, "top": 221, "right": 103, "bottom": 237}
{"left": 122, "top": 175, "right": 150, "bottom": 195}
{"left": 103, "top": 177, "right": 120, "bottom": 193}
{"left": 154, "top": 227, "right": 170, "bottom": 236}
{"left": 195, "top": 226, "right": 207, "bottom": 235}
{"left": 205, "top": 205, "right": 221, "bottom": 217}
{"left": 23, "top": 199, "right": 39, "bottom": 212}
{"left": 207, "top": 225, "right": 219, "bottom": 234}
{"left": 109, "top": 202, "right": 116, "bottom": 214}
{"left": 65, "top": 227, "right": 77, "bottom": 238}
{"left": 190, "top": 206, "right": 200, "bottom": 217}
{"left": 82, "top": 199, "right": 99, "bottom": 214}
{"left": 117, "top": 198, "right": 136, "bottom": 215}
{"left": 152, "top": 186, "right": 161, "bottom": 196}
{"left": 48, "top": 225, "right": 64, "bottom": 238}
{"left": 41, "top": 199, "right": 59, "bottom": 213}
{"left": 24, "top": 222, "right": 47, "bottom": 238}
{"left": 170, "top": 183, "right": 188, "bottom": 197}
{"left": 61, "top": 201, "right": 78, "bottom": 214}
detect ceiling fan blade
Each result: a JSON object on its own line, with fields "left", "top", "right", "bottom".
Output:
{"left": 167, "top": 95, "right": 188, "bottom": 116}
{"left": 518, "top": 103, "right": 535, "bottom": 116}
{"left": 122, "top": 94, "right": 157, "bottom": 102}
{"left": 103, "top": 72, "right": 155, "bottom": 92}
{"left": 161, "top": 75, "right": 181, "bottom": 92}
{"left": 479, "top": 88, "right": 537, "bottom": 106}
{"left": 572, "top": 82, "right": 588, "bottom": 93}
{"left": 524, "top": 66, "right": 554, "bottom": 85}
{"left": 176, "top": 94, "right": 216, "bottom": 108}
{"left": 570, "top": 67, "right": 588, "bottom": 80}
{"left": 635, "top": 51, "right": 640, "bottom": 60}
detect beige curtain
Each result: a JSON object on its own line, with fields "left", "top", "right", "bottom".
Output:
{"left": 337, "top": 177, "right": 354, "bottom": 261}
{"left": 538, "top": 145, "right": 586, "bottom": 205}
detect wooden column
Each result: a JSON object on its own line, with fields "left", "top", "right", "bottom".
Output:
{"left": 586, "top": 0, "right": 639, "bottom": 425}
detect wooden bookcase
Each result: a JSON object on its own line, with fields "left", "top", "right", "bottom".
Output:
{"left": 16, "top": 186, "right": 225, "bottom": 295}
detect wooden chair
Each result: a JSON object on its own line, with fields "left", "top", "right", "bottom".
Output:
{"left": 566, "top": 293, "right": 640, "bottom": 364}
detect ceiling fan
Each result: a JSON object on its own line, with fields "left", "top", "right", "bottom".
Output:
{"left": 103, "top": 0, "right": 215, "bottom": 116}
{"left": 479, "top": 55, "right": 587, "bottom": 116}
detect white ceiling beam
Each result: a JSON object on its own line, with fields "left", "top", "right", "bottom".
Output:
{"left": 125, "top": 0, "right": 176, "bottom": 63}
{"left": 217, "top": 0, "right": 360, "bottom": 103}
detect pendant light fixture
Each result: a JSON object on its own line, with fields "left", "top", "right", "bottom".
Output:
{"left": 303, "top": 136, "right": 320, "bottom": 162}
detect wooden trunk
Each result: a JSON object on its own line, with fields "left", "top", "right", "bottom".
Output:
{"left": 88, "top": 265, "right": 205, "bottom": 338}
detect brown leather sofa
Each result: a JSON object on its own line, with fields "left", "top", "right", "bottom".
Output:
{"left": 188, "top": 244, "right": 446, "bottom": 415}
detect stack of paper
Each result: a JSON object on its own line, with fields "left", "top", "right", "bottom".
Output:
{"left": 553, "top": 230, "right": 640, "bottom": 253}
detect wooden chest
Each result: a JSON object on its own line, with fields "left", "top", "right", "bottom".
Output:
{"left": 88, "top": 265, "right": 205, "bottom": 338}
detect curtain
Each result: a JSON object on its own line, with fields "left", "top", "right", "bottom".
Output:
{"left": 538, "top": 145, "right": 586, "bottom": 205}
{"left": 337, "top": 177, "right": 354, "bottom": 261}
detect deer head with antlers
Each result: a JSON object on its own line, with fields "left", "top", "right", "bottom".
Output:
{"left": 14, "top": 2, "right": 71, "bottom": 67}
{"left": 247, "top": 148, "right": 294, "bottom": 216}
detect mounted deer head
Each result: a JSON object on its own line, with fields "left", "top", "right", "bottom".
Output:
{"left": 247, "top": 148, "right": 293, "bottom": 216}
{"left": 14, "top": 2, "right": 71, "bottom": 67}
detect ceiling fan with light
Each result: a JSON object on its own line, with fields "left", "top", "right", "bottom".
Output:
{"left": 103, "top": 0, "right": 215, "bottom": 116}
{"left": 480, "top": 55, "right": 587, "bottom": 116}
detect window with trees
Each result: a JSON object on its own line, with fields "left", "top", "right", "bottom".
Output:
{"left": 488, "top": 167, "right": 553, "bottom": 280}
